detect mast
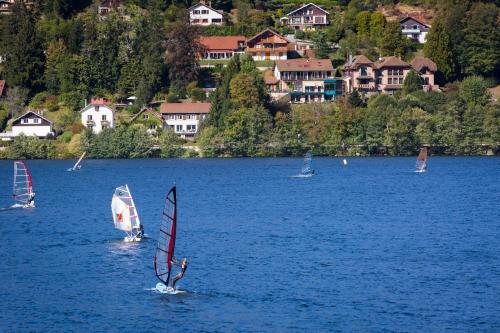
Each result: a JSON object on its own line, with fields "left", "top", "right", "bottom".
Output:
{"left": 155, "top": 185, "right": 177, "bottom": 286}
{"left": 72, "top": 152, "right": 86, "bottom": 170}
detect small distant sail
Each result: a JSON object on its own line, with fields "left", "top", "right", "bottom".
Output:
{"left": 154, "top": 186, "right": 177, "bottom": 287}
{"left": 416, "top": 147, "right": 428, "bottom": 172}
{"left": 13, "top": 160, "right": 34, "bottom": 207}
{"left": 301, "top": 151, "right": 314, "bottom": 176}
{"left": 71, "top": 152, "right": 86, "bottom": 171}
{"left": 111, "top": 185, "right": 141, "bottom": 239}
{"left": 343, "top": 159, "right": 348, "bottom": 165}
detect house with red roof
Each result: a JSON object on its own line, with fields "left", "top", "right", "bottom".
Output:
{"left": 245, "top": 29, "right": 288, "bottom": 61}
{"left": 280, "top": 3, "right": 329, "bottom": 31}
{"left": 199, "top": 36, "right": 246, "bottom": 60}
{"left": 161, "top": 102, "right": 210, "bottom": 139}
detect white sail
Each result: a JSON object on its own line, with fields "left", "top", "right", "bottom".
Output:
{"left": 72, "top": 152, "right": 86, "bottom": 171}
{"left": 301, "top": 151, "right": 314, "bottom": 175}
{"left": 111, "top": 185, "right": 141, "bottom": 236}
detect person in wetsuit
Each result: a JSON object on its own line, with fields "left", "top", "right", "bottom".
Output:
{"left": 25, "top": 192, "right": 35, "bottom": 207}
{"left": 135, "top": 224, "right": 144, "bottom": 239}
{"left": 170, "top": 257, "right": 188, "bottom": 289}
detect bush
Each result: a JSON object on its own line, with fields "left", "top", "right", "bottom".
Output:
{"left": 8, "top": 135, "right": 54, "bottom": 159}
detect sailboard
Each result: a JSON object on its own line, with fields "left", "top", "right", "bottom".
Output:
{"left": 111, "top": 184, "right": 143, "bottom": 242}
{"left": 291, "top": 151, "right": 314, "bottom": 178}
{"left": 13, "top": 160, "right": 35, "bottom": 208}
{"left": 415, "top": 147, "right": 428, "bottom": 173}
{"left": 154, "top": 185, "right": 177, "bottom": 291}
{"left": 68, "top": 152, "right": 86, "bottom": 171}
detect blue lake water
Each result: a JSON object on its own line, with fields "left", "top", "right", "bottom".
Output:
{"left": 0, "top": 157, "right": 499, "bottom": 332}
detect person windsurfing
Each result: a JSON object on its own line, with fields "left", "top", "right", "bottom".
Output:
{"left": 25, "top": 192, "right": 35, "bottom": 208}
{"left": 135, "top": 224, "right": 145, "bottom": 239}
{"left": 170, "top": 257, "right": 188, "bottom": 289}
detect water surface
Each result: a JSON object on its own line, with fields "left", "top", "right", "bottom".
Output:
{"left": 0, "top": 157, "right": 499, "bottom": 332}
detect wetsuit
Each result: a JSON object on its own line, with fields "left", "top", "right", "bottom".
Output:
{"left": 170, "top": 260, "right": 188, "bottom": 289}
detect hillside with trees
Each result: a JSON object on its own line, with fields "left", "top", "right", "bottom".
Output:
{"left": 0, "top": 0, "right": 498, "bottom": 158}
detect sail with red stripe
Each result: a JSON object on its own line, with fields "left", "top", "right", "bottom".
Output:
{"left": 13, "top": 160, "right": 34, "bottom": 206}
{"left": 154, "top": 185, "right": 177, "bottom": 286}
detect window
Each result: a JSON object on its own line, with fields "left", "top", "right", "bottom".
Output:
{"left": 360, "top": 66, "right": 367, "bottom": 76}
{"left": 193, "top": 10, "right": 200, "bottom": 14}
{"left": 87, "top": 115, "right": 93, "bottom": 121}
{"left": 176, "top": 125, "right": 183, "bottom": 132}
{"left": 201, "top": 10, "right": 208, "bottom": 14}
{"left": 399, "top": 78, "right": 404, "bottom": 84}
{"left": 33, "top": 118, "right": 39, "bottom": 124}
{"left": 187, "top": 125, "right": 196, "bottom": 132}
{"left": 388, "top": 78, "right": 393, "bottom": 84}
{"left": 95, "top": 106, "right": 100, "bottom": 111}
{"left": 315, "top": 17, "right": 324, "bottom": 24}
{"left": 102, "top": 115, "right": 107, "bottom": 121}
{"left": 202, "top": 19, "right": 208, "bottom": 23}
{"left": 22, "top": 118, "right": 29, "bottom": 124}
{"left": 143, "top": 114, "right": 149, "bottom": 120}
{"left": 212, "top": 18, "right": 222, "bottom": 23}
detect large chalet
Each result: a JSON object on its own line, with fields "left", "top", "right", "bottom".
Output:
{"left": 245, "top": 29, "right": 288, "bottom": 61}
{"left": 280, "top": 3, "right": 329, "bottom": 31}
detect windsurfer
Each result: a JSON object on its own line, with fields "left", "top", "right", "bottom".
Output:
{"left": 25, "top": 193, "right": 35, "bottom": 208}
{"left": 135, "top": 224, "right": 144, "bottom": 239}
{"left": 170, "top": 257, "right": 188, "bottom": 289}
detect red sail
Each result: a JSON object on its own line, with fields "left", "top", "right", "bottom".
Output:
{"left": 154, "top": 186, "right": 177, "bottom": 285}
{"left": 13, "top": 160, "right": 33, "bottom": 205}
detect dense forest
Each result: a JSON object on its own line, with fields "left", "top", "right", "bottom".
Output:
{"left": 0, "top": 0, "right": 498, "bottom": 158}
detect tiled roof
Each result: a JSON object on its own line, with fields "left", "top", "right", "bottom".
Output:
{"left": 411, "top": 57, "right": 437, "bottom": 72}
{"left": 286, "top": 3, "right": 329, "bottom": 16}
{"left": 345, "top": 55, "right": 376, "bottom": 69}
{"left": 188, "top": 2, "right": 223, "bottom": 15}
{"left": 247, "top": 28, "right": 287, "bottom": 44}
{"left": 400, "top": 15, "right": 431, "bottom": 27}
{"left": 376, "top": 56, "right": 410, "bottom": 68}
{"left": 276, "top": 59, "right": 333, "bottom": 72}
{"left": 199, "top": 36, "right": 245, "bottom": 51}
{"left": 160, "top": 102, "right": 211, "bottom": 114}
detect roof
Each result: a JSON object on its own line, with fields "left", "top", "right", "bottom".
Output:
{"left": 345, "top": 55, "right": 376, "bottom": 69}
{"left": 264, "top": 76, "right": 279, "bottom": 85}
{"left": 80, "top": 99, "right": 115, "bottom": 113}
{"left": 12, "top": 111, "right": 53, "bottom": 125}
{"left": 160, "top": 102, "right": 211, "bottom": 114}
{"left": 0, "top": 80, "right": 5, "bottom": 97}
{"left": 376, "top": 56, "right": 410, "bottom": 68}
{"left": 130, "top": 107, "right": 164, "bottom": 122}
{"left": 188, "top": 2, "right": 223, "bottom": 15}
{"left": 276, "top": 59, "right": 334, "bottom": 72}
{"left": 400, "top": 15, "right": 431, "bottom": 27}
{"left": 247, "top": 28, "right": 287, "bottom": 44}
{"left": 199, "top": 36, "right": 245, "bottom": 51}
{"left": 286, "top": 3, "right": 329, "bottom": 16}
{"left": 411, "top": 57, "right": 437, "bottom": 72}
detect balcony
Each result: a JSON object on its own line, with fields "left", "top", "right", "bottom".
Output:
{"left": 101, "top": 120, "right": 110, "bottom": 126}
{"left": 86, "top": 120, "right": 95, "bottom": 127}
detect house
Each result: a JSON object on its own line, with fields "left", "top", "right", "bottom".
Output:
{"left": 280, "top": 3, "right": 329, "bottom": 31}
{"left": 11, "top": 111, "right": 54, "bottom": 138}
{"left": 129, "top": 107, "right": 165, "bottom": 135}
{"left": 161, "top": 102, "right": 210, "bottom": 139}
{"left": 98, "top": 0, "right": 122, "bottom": 16}
{"left": 285, "top": 34, "right": 315, "bottom": 57}
{"left": 411, "top": 57, "right": 439, "bottom": 92}
{"left": 400, "top": 16, "right": 431, "bottom": 44}
{"left": 245, "top": 29, "right": 288, "bottom": 61}
{"left": 189, "top": 2, "right": 224, "bottom": 26}
{"left": 272, "top": 59, "right": 341, "bottom": 103}
{"left": 343, "top": 55, "right": 439, "bottom": 95}
{"left": 80, "top": 98, "right": 115, "bottom": 134}
{"left": 0, "top": 0, "right": 14, "bottom": 14}
{"left": 199, "top": 36, "right": 246, "bottom": 60}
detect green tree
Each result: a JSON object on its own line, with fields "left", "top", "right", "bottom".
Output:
{"left": 369, "top": 12, "right": 385, "bottom": 44}
{"left": 379, "top": 21, "right": 408, "bottom": 57}
{"left": 8, "top": 135, "right": 54, "bottom": 159}
{"left": 356, "top": 11, "right": 371, "bottom": 37}
{"left": 0, "top": 1, "right": 44, "bottom": 96}
{"left": 424, "top": 15, "right": 456, "bottom": 82}
{"left": 312, "top": 31, "right": 331, "bottom": 59}
{"left": 403, "top": 70, "right": 423, "bottom": 95}
{"left": 459, "top": 75, "right": 490, "bottom": 107}
{"left": 230, "top": 73, "right": 260, "bottom": 108}
{"left": 165, "top": 21, "right": 205, "bottom": 95}
{"left": 462, "top": 3, "right": 500, "bottom": 78}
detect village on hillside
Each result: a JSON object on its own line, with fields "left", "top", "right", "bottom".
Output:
{"left": 0, "top": 0, "right": 498, "bottom": 158}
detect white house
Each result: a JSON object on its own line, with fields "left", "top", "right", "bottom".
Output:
{"left": 399, "top": 16, "right": 431, "bottom": 44}
{"left": 10, "top": 111, "right": 54, "bottom": 138}
{"left": 189, "top": 2, "right": 224, "bottom": 26}
{"left": 161, "top": 102, "right": 210, "bottom": 139}
{"left": 80, "top": 98, "right": 115, "bottom": 134}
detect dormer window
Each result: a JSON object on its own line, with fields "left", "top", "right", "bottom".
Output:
{"left": 33, "top": 118, "right": 39, "bottom": 124}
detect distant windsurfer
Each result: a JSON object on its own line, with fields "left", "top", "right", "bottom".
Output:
{"left": 170, "top": 257, "right": 188, "bottom": 289}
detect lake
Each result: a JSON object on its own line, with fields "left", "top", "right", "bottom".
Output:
{"left": 0, "top": 157, "right": 499, "bottom": 332}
